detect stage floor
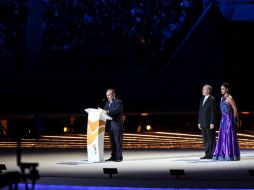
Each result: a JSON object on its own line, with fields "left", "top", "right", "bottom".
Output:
{"left": 1, "top": 148, "right": 254, "bottom": 189}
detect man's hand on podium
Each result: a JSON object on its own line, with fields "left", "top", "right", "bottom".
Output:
{"left": 98, "top": 107, "right": 109, "bottom": 115}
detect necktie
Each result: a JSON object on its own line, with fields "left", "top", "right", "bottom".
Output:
{"left": 202, "top": 98, "right": 206, "bottom": 106}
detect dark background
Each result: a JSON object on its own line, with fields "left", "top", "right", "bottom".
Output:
{"left": 0, "top": 0, "right": 253, "bottom": 114}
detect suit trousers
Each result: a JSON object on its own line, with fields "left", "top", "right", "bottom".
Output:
{"left": 109, "top": 130, "right": 123, "bottom": 160}
{"left": 201, "top": 127, "right": 215, "bottom": 156}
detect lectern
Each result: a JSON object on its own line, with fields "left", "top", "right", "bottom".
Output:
{"left": 85, "top": 108, "right": 112, "bottom": 163}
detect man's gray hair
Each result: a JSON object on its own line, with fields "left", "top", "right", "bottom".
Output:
{"left": 204, "top": 84, "right": 212, "bottom": 93}
{"left": 106, "top": 88, "right": 116, "bottom": 95}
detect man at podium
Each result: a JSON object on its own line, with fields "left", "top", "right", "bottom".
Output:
{"left": 103, "top": 89, "right": 123, "bottom": 162}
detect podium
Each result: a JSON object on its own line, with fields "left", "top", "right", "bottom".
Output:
{"left": 85, "top": 108, "right": 112, "bottom": 163}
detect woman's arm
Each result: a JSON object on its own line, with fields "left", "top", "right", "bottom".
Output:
{"left": 228, "top": 96, "right": 240, "bottom": 128}
{"left": 228, "top": 96, "right": 238, "bottom": 119}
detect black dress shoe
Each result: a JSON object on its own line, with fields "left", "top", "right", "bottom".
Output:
{"left": 114, "top": 159, "right": 122, "bottom": 162}
{"left": 105, "top": 158, "right": 114, "bottom": 161}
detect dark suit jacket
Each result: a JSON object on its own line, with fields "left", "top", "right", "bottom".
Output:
{"left": 198, "top": 95, "right": 217, "bottom": 128}
{"left": 104, "top": 98, "right": 123, "bottom": 131}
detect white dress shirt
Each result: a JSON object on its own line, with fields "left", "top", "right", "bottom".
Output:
{"left": 202, "top": 95, "right": 210, "bottom": 106}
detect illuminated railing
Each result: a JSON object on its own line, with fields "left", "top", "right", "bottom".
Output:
{"left": 1, "top": 111, "right": 254, "bottom": 148}
{"left": 1, "top": 131, "right": 254, "bottom": 149}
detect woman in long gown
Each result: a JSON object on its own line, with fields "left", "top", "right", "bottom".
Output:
{"left": 213, "top": 83, "right": 240, "bottom": 161}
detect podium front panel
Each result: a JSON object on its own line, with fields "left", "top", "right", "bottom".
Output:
{"left": 87, "top": 111, "right": 106, "bottom": 163}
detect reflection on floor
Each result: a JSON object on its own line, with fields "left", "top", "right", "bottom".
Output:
{"left": 1, "top": 149, "right": 254, "bottom": 189}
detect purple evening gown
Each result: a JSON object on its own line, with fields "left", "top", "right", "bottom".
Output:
{"left": 212, "top": 96, "right": 240, "bottom": 161}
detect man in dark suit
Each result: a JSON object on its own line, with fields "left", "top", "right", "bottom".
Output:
{"left": 198, "top": 84, "right": 217, "bottom": 159}
{"left": 103, "top": 89, "right": 123, "bottom": 162}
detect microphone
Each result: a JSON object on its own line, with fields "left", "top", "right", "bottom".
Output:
{"left": 98, "top": 98, "right": 106, "bottom": 108}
